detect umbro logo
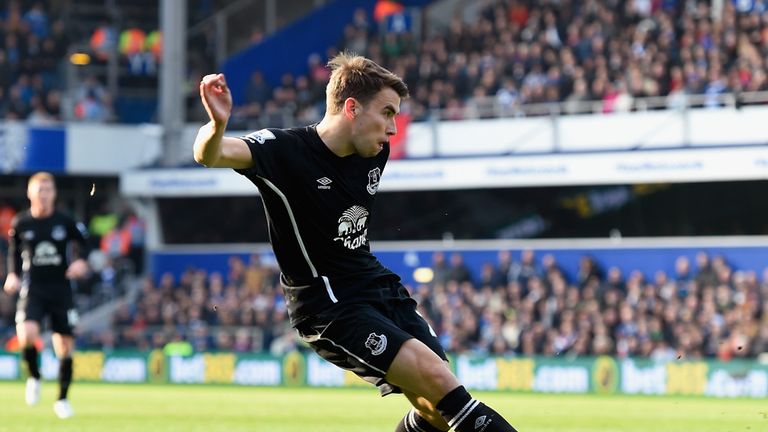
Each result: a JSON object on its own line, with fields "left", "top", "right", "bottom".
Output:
{"left": 474, "top": 415, "right": 491, "bottom": 431}
{"left": 317, "top": 177, "right": 332, "bottom": 189}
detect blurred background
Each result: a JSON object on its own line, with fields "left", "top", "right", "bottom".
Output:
{"left": 1, "top": 0, "right": 767, "bottom": 396}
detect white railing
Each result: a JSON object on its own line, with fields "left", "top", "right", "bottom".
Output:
{"left": 405, "top": 91, "right": 768, "bottom": 158}
{"left": 421, "top": 90, "right": 767, "bottom": 121}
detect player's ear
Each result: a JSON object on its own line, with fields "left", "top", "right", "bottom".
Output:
{"left": 343, "top": 98, "right": 360, "bottom": 119}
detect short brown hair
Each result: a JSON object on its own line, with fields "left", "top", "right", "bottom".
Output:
{"left": 28, "top": 171, "right": 55, "bottom": 188}
{"left": 325, "top": 52, "right": 408, "bottom": 114}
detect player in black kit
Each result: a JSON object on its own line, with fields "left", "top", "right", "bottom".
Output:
{"left": 3, "top": 172, "right": 89, "bottom": 419}
{"left": 194, "top": 53, "right": 518, "bottom": 432}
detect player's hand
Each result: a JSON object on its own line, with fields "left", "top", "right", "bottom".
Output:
{"left": 65, "top": 259, "right": 89, "bottom": 280}
{"left": 200, "top": 73, "right": 233, "bottom": 125}
{"left": 3, "top": 273, "right": 20, "bottom": 294}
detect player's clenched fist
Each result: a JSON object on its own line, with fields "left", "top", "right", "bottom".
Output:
{"left": 3, "top": 273, "right": 20, "bottom": 294}
{"left": 65, "top": 259, "right": 89, "bottom": 280}
{"left": 200, "top": 73, "right": 232, "bottom": 125}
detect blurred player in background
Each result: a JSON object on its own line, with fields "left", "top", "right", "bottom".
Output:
{"left": 3, "top": 172, "right": 89, "bottom": 419}
{"left": 193, "top": 53, "right": 518, "bottom": 432}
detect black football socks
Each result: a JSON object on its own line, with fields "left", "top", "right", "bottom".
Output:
{"left": 436, "top": 386, "right": 518, "bottom": 432}
{"left": 22, "top": 346, "right": 41, "bottom": 380}
{"left": 58, "top": 357, "right": 73, "bottom": 400}
{"left": 395, "top": 408, "right": 447, "bottom": 432}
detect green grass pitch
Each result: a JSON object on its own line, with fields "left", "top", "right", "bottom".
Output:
{"left": 1, "top": 381, "right": 766, "bottom": 431}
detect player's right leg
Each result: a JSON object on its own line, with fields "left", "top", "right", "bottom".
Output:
{"left": 17, "top": 320, "right": 42, "bottom": 406}
{"left": 51, "top": 332, "right": 75, "bottom": 419}
{"left": 50, "top": 303, "right": 78, "bottom": 419}
{"left": 16, "top": 294, "right": 43, "bottom": 406}
{"left": 386, "top": 339, "right": 518, "bottom": 432}
{"left": 384, "top": 289, "right": 519, "bottom": 432}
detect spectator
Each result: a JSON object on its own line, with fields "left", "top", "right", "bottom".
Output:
{"left": 448, "top": 252, "right": 473, "bottom": 284}
{"left": 509, "top": 249, "right": 540, "bottom": 287}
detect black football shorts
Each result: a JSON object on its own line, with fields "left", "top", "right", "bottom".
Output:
{"left": 293, "top": 280, "right": 447, "bottom": 396}
{"left": 16, "top": 285, "right": 77, "bottom": 335}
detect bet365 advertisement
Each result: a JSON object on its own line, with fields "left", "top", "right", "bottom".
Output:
{"left": 0, "top": 350, "right": 766, "bottom": 398}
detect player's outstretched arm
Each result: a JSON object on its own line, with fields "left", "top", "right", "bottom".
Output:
{"left": 193, "top": 73, "right": 253, "bottom": 169}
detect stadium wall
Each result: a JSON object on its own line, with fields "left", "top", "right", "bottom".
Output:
{"left": 0, "top": 350, "right": 765, "bottom": 398}
{"left": 121, "top": 145, "right": 768, "bottom": 196}
{"left": 0, "top": 122, "right": 162, "bottom": 175}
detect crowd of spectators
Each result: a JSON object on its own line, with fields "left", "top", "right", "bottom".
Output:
{"left": 231, "top": 0, "right": 768, "bottom": 130}
{"left": 421, "top": 249, "right": 768, "bottom": 360}
{"left": 0, "top": 1, "right": 71, "bottom": 123}
{"left": 79, "top": 249, "right": 768, "bottom": 362}
{"left": 9, "top": 0, "right": 768, "bottom": 126}
{"left": 81, "top": 255, "right": 295, "bottom": 355}
{"left": 0, "top": 1, "right": 117, "bottom": 123}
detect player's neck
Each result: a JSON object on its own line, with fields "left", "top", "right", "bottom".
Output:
{"left": 30, "top": 205, "right": 53, "bottom": 218}
{"left": 316, "top": 116, "right": 355, "bottom": 157}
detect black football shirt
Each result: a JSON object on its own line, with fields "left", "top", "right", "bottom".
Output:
{"left": 7, "top": 209, "right": 88, "bottom": 292}
{"left": 236, "top": 125, "right": 399, "bottom": 309}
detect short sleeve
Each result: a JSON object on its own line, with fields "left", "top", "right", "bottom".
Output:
{"left": 69, "top": 218, "right": 89, "bottom": 244}
{"left": 234, "top": 128, "right": 283, "bottom": 181}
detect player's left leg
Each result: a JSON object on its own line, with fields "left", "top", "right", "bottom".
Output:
{"left": 51, "top": 332, "right": 75, "bottom": 419}
{"left": 51, "top": 333, "right": 74, "bottom": 399}
{"left": 50, "top": 303, "right": 78, "bottom": 419}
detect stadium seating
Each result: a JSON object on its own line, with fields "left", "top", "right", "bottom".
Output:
{"left": 8, "top": 1, "right": 767, "bottom": 126}
{"left": 0, "top": 0, "right": 69, "bottom": 122}
{"left": 229, "top": 0, "right": 768, "bottom": 130}
{"left": 74, "top": 250, "right": 768, "bottom": 361}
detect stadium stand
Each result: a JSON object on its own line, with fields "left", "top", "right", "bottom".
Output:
{"left": 0, "top": 0, "right": 70, "bottom": 122}
{"left": 79, "top": 249, "right": 768, "bottom": 361}
{"left": 228, "top": 0, "right": 768, "bottom": 131}
{"left": 0, "top": 0, "right": 323, "bottom": 124}
{"left": 7, "top": 0, "right": 767, "bottom": 126}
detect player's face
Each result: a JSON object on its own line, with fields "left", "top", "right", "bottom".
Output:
{"left": 350, "top": 87, "right": 400, "bottom": 158}
{"left": 28, "top": 179, "right": 56, "bottom": 210}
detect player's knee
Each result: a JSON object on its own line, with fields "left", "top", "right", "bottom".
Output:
{"left": 417, "top": 358, "right": 458, "bottom": 397}
{"left": 19, "top": 324, "right": 39, "bottom": 346}
{"left": 52, "top": 335, "right": 74, "bottom": 357}
{"left": 57, "top": 347, "right": 73, "bottom": 358}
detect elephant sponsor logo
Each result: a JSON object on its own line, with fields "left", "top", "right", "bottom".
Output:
{"left": 333, "top": 205, "right": 369, "bottom": 250}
